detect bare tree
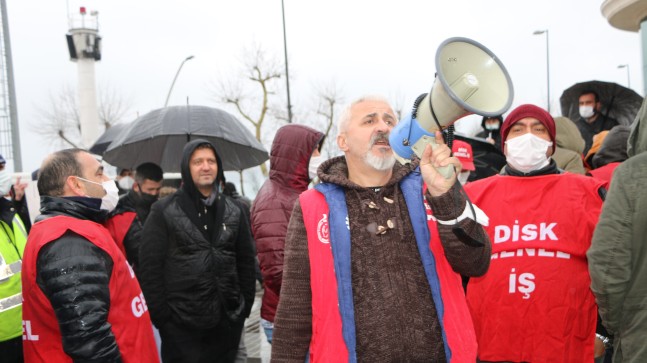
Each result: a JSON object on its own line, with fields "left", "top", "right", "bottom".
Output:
{"left": 311, "top": 81, "right": 344, "bottom": 158}
{"left": 98, "top": 86, "right": 132, "bottom": 130}
{"left": 389, "top": 90, "right": 408, "bottom": 121}
{"left": 33, "top": 84, "right": 132, "bottom": 149}
{"left": 34, "top": 85, "right": 81, "bottom": 148}
{"left": 212, "top": 44, "right": 285, "bottom": 176}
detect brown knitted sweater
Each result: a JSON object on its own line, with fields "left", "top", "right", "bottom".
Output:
{"left": 271, "top": 157, "right": 491, "bottom": 363}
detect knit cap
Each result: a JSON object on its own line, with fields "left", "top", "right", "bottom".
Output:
{"left": 501, "top": 104, "right": 556, "bottom": 153}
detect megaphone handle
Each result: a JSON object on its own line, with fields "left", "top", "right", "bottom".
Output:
{"left": 411, "top": 135, "right": 455, "bottom": 179}
{"left": 434, "top": 163, "right": 455, "bottom": 179}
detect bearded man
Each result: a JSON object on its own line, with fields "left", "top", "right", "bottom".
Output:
{"left": 270, "top": 95, "right": 492, "bottom": 362}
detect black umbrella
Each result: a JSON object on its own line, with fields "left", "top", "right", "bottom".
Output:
{"left": 454, "top": 133, "right": 506, "bottom": 181}
{"left": 89, "top": 122, "right": 131, "bottom": 155}
{"left": 103, "top": 105, "right": 269, "bottom": 172}
{"left": 560, "top": 80, "right": 643, "bottom": 126}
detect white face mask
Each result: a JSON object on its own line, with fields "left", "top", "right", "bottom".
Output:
{"left": 579, "top": 105, "right": 595, "bottom": 119}
{"left": 457, "top": 171, "right": 470, "bottom": 185}
{"left": 308, "top": 154, "right": 324, "bottom": 180}
{"left": 485, "top": 124, "right": 499, "bottom": 131}
{"left": 505, "top": 133, "right": 553, "bottom": 173}
{"left": 78, "top": 177, "right": 120, "bottom": 212}
{"left": 0, "top": 169, "right": 11, "bottom": 196}
{"left": 118, "top": 176, "right": 134, "bottom": 190}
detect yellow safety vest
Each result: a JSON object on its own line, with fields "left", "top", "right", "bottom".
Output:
{"left": 0, "top": 215, "right": 27, "bottom": 342}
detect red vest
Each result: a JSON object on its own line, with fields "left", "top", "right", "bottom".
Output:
{"left": 464, "top": 173, "right": 603, "bottom": 362}
{"left": 588, "top": 162, "right": 620, "bottom": 190}
{"left": 104, "top": 211, "right": 137, "bottom": 257}
{"left": 300, "top": 186, "right": 476, "bottom": 363}
{"left": 21, "top": 216, "right": 159, "bottom": 363}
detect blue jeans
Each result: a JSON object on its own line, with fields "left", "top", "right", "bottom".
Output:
{"left": 261, "top": 318, "right": 274, "bottom": 344}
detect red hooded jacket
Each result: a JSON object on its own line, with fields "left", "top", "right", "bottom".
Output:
{"left": 250, "top": 124, "right": 324, "bottom": 322}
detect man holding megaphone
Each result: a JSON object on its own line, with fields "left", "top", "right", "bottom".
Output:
{"left": 271, "top": 95, "right": 492, "bottom": 362}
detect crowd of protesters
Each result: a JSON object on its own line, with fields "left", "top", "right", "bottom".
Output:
{"left": 0, "top": 88, "right": 645, "bottom": 363}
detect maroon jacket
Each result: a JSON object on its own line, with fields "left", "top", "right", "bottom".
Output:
{"left": 251, "top": 124, "right": 324, "bottom": 322}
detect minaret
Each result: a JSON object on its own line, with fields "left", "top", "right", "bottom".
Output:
{"left": 66, "top": 6, "right": 101, "bottom": 148}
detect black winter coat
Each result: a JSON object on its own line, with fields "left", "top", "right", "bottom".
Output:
{"left": 138, "top": 139, "right": 256, "bottom": 331}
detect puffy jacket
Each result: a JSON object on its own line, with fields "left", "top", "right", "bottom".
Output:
{"left": 138, "top": 139, "right": 256, "bottom": 330}
{"left": 591, "top": 125, "right": 631, "bottom": 169}
{"left": 23, "top": 196, "right": 158, "bottom": 362}
{"left": 554, "top": 116, "right": 585, "bottom": 155}
{"left": 552, "top": 116, "right": 586, "bottom": 174}
{"left": 251, "top": 124, "right": 324, "bottom": 322}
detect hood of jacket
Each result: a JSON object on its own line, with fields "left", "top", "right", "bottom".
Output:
{"left": 592, "top": 125, "right": 631, "bottom": 168}
{"left": 318, "top": 155, "right": 416, "bottom": 190}
{"left": 180, "top": 139, "right": 225, "bottom": 201}
{"left": 480, "top": 116, "right": 503, "bottom": 135}
{"left": 628, "top": 98, "right": 647, "bottom": 157}
{"left": 269, "top": 124, "right": 324, "bottom": 190}
{"left": 554, "top": 116, "right": 585, "bottom": 155}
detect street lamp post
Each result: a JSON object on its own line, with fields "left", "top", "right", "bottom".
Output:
{"left": 618, "top": 64, "right": 631, "bottom": 88}
{"left": 281, "top": 0, "right": 293, "bottom": 123}
{"left": 164, "top": 55, "right": 194, "bottom": 107}
{"left": 533, "top": 29, "right": 550, "bottom": 113}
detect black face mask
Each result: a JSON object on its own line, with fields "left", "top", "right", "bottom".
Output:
{"left": 135, "top": 187, "right": 159, "bottom": 209}
{"left": 140, "top": 192, "right": 158, "bottom": 205}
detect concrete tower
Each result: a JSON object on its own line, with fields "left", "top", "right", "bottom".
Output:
{"left": 66, "top": 6, "right": 101, "bottom": 148}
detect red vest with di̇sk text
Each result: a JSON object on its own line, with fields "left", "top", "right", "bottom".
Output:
{"left": 465, "top": 173, "right": 603, "bottom": 363}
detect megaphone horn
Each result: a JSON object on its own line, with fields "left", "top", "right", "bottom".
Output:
{"left": 390, "top": 37, "right": 514, "bottom": 178}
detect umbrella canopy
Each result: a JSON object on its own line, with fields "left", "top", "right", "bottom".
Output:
{"left": 454, "top": 133, "right": 506, "bottom": 181}
{"left": 560, "top": 80, "right": 643, "bottom": 126}
{"left": 103, "top": 105, "right": 269, "bottom": 172}
{"left": 89, "top": 122, "right": 131, "bottom": 155}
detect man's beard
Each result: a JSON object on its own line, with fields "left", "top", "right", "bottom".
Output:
{"left": 364, "top": 132, "right": 396, "bottom": 171}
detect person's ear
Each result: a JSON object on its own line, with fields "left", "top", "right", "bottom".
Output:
{"left": 66, "top": 176, "right": 85, "bottom": 196}
{"left": 337, "top": 133, "right": 348, "bottom": 152}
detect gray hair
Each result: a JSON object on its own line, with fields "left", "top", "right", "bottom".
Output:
{"left": 336, "top": 95, "right": 393, "bottom": 137}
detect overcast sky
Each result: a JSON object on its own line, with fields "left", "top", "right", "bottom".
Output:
{"left": 6, "top": 0, "right": 642, "bottom": 173}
